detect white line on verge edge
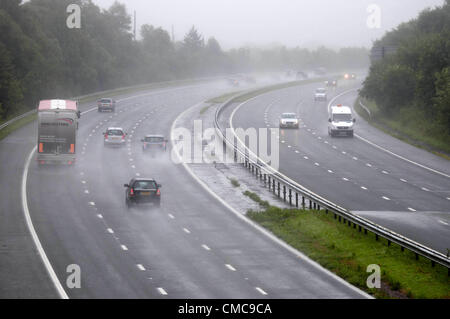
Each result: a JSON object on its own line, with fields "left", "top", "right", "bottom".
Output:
{"left": 22, "top": 146, "right": 69, "bottom": 299}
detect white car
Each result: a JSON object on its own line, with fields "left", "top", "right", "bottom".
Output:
{"left": 314, "top": 88, "right": 327, "bottom": 101}
{"left": 328, "top": 105, "right": 355, "bottom": 137}
{"left": 279, "top": 113, "right": 299, "bottom": 128}
{"left": 103, "top": 127, "right": 127, "bottom": 146}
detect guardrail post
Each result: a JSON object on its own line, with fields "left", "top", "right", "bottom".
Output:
{"left": 388, "top": 240, "right": 391, "bottom": 246}
{"left": 317, "top": 204, "right": 320, "bottom": 211}
{"left": 302, "top": 196, "right": 305, "bottom": 209}
{"left": 325, "top": 209, "right": 328, "bottom": 214}
{"left": 288, "top": 189, "right": 292, "bottom": 206}
{"left": 295, "top": 193, "right": 298, "bottom": 208}
{"left": 358, "top": 225, "right": 361, "bottom": 232}
{"left": 338, "top": 216, "right": 341, "bottom": 222}
{"left": 431, "top": 261, "right": 435, "bottom": 268}
{"left": 277, "top": 182, "right": 280, "bottom": 197}
{"left": 264, "top": 174, "right": 266, "bottom": 185}
{"left": 268, "top": 176, "right": 271, "bottom": 190}
{"left": 401, "top": 246, "right": 404, "bottom": 252}
{"left": 273, "top": 180, "right": 276, "bottom": 194}
{"left": 283, "top": 185, "right": 286, "bottom": 202}
{"left": 309, "top": 200, "right": 312, "bottom": 209}
{"left": 364, "top": 229, "right": 367, "bottom": 235}
{"left": 375, "top": 234, "right": 379, "bottom": 241}
{"left": 415, "top": 253, "right": 418, "bottom": 260}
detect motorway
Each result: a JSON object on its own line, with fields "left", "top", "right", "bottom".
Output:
{"left": 231, "top": 79, "right": 450, "bottom": 255}
{"left": 0, "top": 80, "right": 369, "bottom": 298}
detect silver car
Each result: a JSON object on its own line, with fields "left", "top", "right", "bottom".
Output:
{"left": 104, "top": 127, "right": 126, "bottom": 146}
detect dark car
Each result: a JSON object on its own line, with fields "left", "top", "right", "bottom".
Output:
{"left": 97, "top": 98, "right": 116, "bottom": 112}
{"left": 124, "top": 178, "right": 161, "bottom": 208}
{"left": 141, "top": 135, "right": 167, "bottom": 153}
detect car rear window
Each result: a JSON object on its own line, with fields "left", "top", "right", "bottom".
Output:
{"left": 107, "top": 129, "right": 123, "bottom": 136}
{"left": 316, "top": 88, "right": 326, "bottom": 93}
{"left": 144, "top": 136, "right": 164, "bottom": 142}
{"left": 100, "top": 99, "right": 112, "bottom": 103}
{"left": 133, "top": 180, "right": 157, "bottom": 189}
{"left": 282, "top": 114, "right": 296, "bottom": 119}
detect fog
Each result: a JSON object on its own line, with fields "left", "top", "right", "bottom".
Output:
{"left": 93, "top": 0, "right": 444, "bottom": 49}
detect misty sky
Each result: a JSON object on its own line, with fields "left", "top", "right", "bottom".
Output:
{"left": 92, "top": 0, "right": 444, "bottom": 49}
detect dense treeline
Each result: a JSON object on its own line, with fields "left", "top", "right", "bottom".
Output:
{"left": 0, "top": 0, "right": 368, "bottom": 120}
{"left": 361, "top": 0, "right": 450, "bottom": 141}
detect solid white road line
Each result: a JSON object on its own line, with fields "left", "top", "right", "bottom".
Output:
{"left": 22, "top": 146, "right": 69, "bottom": 299}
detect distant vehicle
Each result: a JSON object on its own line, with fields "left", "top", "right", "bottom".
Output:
{"left": 97, "top": 98, "right": 116, "bottom": 112}
{"left": 103, "top": 127, "right": 126, "bottom": 146}
{"left": 227, "top": 78, "right": 240, "bottom": 87}
{"left": 124, "top": 178, "right": 161, "bottom": 208}
{"left": 314, "top": 88, "right": 327, "bottom": 101}
{"left": 328, "top": 104, "right": 356, "bottom": 137}
{"left": 325, "top": 79, "right": 337, "bottom": 87}
{"left": 279, "top": 113, "right": 299, "bottom": 128}
{"left": 141, "top": 134, "right": 167, "bottom": 153}
{"left": 296, "top": 71, "right": 308, "bottom": 80}
{"left": 343, "top": 73, "right": 356, "bottom": 80}
{"left": 37, "top": 99, "right": 80, "bottom": 165}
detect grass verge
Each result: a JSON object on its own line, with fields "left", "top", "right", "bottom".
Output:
{"left": 244, "top": 193, "right": 449, "bottom": 298}
{"left": 229, "top": 177, "right": 240, "bottom": 187}
{"left": 355, "top": 97, "right": 450, "bottom": 160}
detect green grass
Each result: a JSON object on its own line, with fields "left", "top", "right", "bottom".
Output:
{"left": 246, "top": 204, "right": 450, "bottom": 299}
{"left": 243, "top": 190, "right": 269, "bottom": 208}
{"left": 199, "top": 105, "right": 210, "bottom": 115}
{"left": 355, "top": 98, "right": 450, "bottom": 159}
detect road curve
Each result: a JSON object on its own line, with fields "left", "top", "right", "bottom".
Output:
{"left": 0, "top": 80, "right": 368, "bottom": 298}
{"left": 231, "top": 80, "right": 450, "bottom": 254}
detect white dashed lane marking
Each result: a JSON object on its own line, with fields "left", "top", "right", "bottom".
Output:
{"left": 137, "top": 264, "right": 146, "bottom": 271}
{"left": 225, "top": 264, "right": 236, "bottom": 271}
{"left": 382, "top": 196, "right": 390, "bottom": 201}
{"left": 107, "top": 228, "right": 114, "bottom": 234}
{"left": 121, "top": 245, "right": 128, "bottom": 251}
{"left": 438, "top": 220, "right": 448, "bottom": 226}
{"left": 183, "top": 228, "right": 191, "bottom": 234}
{"left": 256, "top": 287, "right": 268, "bottom": 296}
{"left": 201, "top": 244, "right": 211, "bottom": 251}
{"left": 168, "top": 213, "right": 175, "bottom": 219}
{"left": 408, "top": 207, "right": 416, "bottom": 212}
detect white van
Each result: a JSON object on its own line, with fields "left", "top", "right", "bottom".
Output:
{"left": 328, "top": 104, "right": 355, "bottom": 137}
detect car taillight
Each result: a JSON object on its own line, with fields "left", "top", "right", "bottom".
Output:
{"left": 104, "top": 134, "right": 108, "bottom": 139}
{"left": 122, "top": 134, "right": 126, "bottom": 139}
{"left": 39, "top": 143, "right": 44, "bottom": 153}
{"left": 156, "top": 189, "right": 160, "bottom": 196}
{"left": 130, "top": 188, "right": 134, "bottom": 195}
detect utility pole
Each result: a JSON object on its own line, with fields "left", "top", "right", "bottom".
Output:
{"left": 171, "top": 24, "right": 175, "bottom": 42}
